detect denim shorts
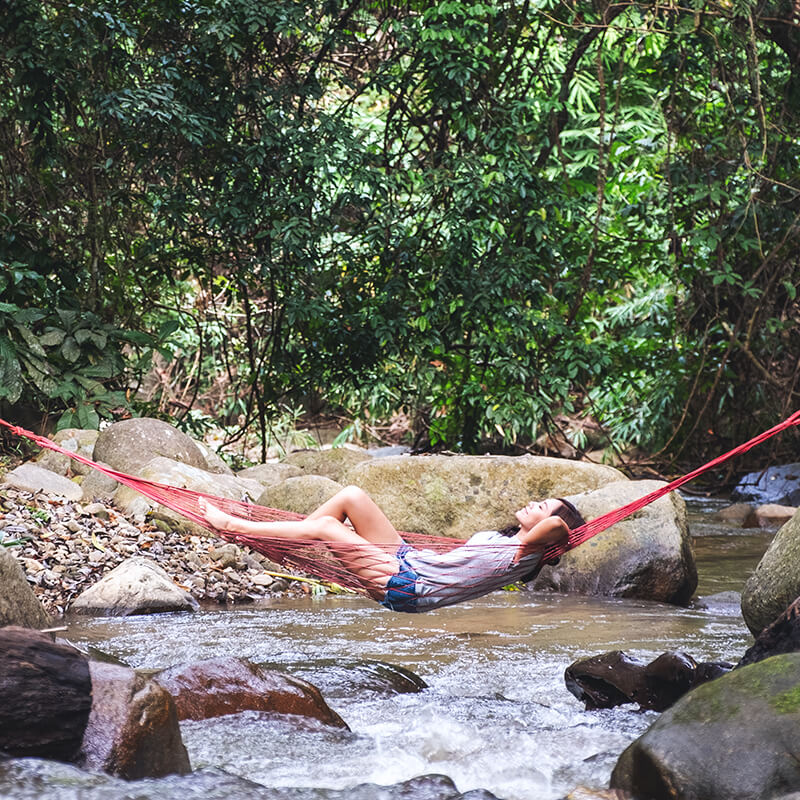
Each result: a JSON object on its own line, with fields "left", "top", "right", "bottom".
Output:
{"left": 380, "top": 545, "right": 418, "bottom": 613}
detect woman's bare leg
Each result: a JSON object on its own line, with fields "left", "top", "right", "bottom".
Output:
{"left": 198, "top": 498, "right": 399, "bottom": 599}
{"left": 305, "top": 486, "right": 404, "bottom": 547}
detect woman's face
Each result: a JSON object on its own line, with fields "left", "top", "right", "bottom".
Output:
{"left": 514, "top": 498, "right": 563, "bottom": 532}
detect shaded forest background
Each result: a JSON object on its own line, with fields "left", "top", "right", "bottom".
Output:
{"left": 1, "top": 0, "right": 798, "bottom": 475}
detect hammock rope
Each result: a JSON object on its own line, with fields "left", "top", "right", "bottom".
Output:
{"left": 1, "top": 411, "right": 798, "bottom": 599}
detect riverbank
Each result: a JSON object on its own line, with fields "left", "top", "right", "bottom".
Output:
{"left": 0, "top": 488, "right": 305, "bottom": 615}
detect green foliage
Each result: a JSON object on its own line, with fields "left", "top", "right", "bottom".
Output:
{"left": 0, "top": 0, "right": 797, "bottom": 462}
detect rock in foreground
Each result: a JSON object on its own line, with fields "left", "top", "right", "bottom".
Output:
{"left": 741, "top": 508, "right": 800, "bottom": 635}
{"left": 611, "top": 652, "right": 800, "bottom": 800}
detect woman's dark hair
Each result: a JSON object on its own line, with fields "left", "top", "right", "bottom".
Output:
{"left": 497, "top": 498, "right": 586, "bottom": 537}
{"left": 553, "top": 498, "right": 585, "bottom": 531}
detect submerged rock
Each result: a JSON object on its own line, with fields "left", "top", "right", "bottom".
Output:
{"left": 611, "top": 653, "right": 800, "bottom": 800}
{"left": 744, "top": 503, "right": 798, "bottom": 529}
{"left": 565, "top": 650, "right": 731, "bottom": 711}
{"left": 154, "top": 657, "right": 348, "bottom": 729}
{"left": 70, "top": 556, "right": 199, "bottom": 615}
{"left": 741, "top": 507, "right": 800, "bottom": 634}
{"left": 532, "top": 480, "right": 697, "bottom": 604}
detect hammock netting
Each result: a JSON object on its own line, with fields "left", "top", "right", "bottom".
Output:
{"left": 1, "top": 410, "right": 798, "bottom": 602}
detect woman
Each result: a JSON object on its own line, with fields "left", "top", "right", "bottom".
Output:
{"left": 200, "top": 486, "right": 585, "bottom": 613}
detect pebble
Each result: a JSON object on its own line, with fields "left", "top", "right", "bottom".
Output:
{"left": 0, "top": 487, "right": 307, "bottom": 615}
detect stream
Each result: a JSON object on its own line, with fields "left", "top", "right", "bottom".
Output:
{"left": 0, "top": 498, "right": 774, "bottom": 800}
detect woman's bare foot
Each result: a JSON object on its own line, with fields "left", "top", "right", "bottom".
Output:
{"left": 199, "top": 497, "right": 236, "bottom": 531}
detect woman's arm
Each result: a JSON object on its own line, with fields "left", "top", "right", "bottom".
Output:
{"left": 514, "top": 516, "right": 569, "bottom": 560}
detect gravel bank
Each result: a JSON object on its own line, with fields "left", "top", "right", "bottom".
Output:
{"left": 0, "top": 488, "right": 308, "bottom": 615}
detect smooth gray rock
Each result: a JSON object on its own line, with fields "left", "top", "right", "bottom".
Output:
{"left": 0, "top": 549, "right": 52, "bottom": 629}
{"left": 236, "top": 462, "right": 304, "bottom": 487}
{"left": 3, "top": 463, "right": 82, "bottom": 501}
{"left": 93, "top": 418, "right": 208, "bottom": 476}
{"left": 70, "top": 557, "right": 199, "bottom": 616}
{"left": 34, "top": 428, "right": 99, "bottom": 477}
{"left": 532, "top": 480, "right": 697, "bottom": 604}
{"left": 742, "top": 508, "right": 800, "bottom": 635}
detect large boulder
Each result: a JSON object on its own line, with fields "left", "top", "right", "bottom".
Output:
{"left": 283, "top": 447, "right": 372, "bottom": 483}
{"left": 741, "top": 508, "right": 800, "bottom": 635}
{"left": 236, "top": 462, "right": 304, "bottom": 487}
{"left": 346, "top": 454, "right": 624, "bottom": 539}
{"left": 531, "top": 480, "right": 697, "bottom": 604}
{"left": 70, "top": 557, "right": 199, "bottom": 616}
{"left": 3, "top": 462, "right": 82, "bottom": 501}
{"left": 154, "top": 657, "right": 348, "bottom": 728}
{"left": 112, "top": 456, "right": 262, "bottom": 531}
{"left": 257, "top": 475, "right": 344, "bottom": 515}
{"left": 79, "top": 661, "right": 191, "bottom": 779}
{"left": 610, "top": 653, "right": 800, "bottom": 800}
{"left": 93, "top": 418, "right": 207, "bottom": 476}
{"left": 0, "top": 548, "right": 52, "bottom": 629}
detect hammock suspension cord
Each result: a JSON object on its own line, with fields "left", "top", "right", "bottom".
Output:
{"left": 1, "top": 411, "right": 798, "bottom": 596}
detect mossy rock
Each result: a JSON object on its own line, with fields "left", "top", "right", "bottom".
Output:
{"left": 0, "top": 548, "right": 52, "bottom": 628}
{"left": 611, "top": 653, "right": 800, "bottom": 800}
{"left": 282, "top": 447, "right": 372, "bottom": 483}
{"left": 257, "top": 475, "right": 343, "bottom": 516}
{"left": 345, "top": 454, "right": 624, "bottom": 539}
{"left": 742, "top": 508, "right": 800, "bottom": 635}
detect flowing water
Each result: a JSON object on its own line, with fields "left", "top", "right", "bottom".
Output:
{"left": 0, "top": 499, "right": 776, "bottom": 800}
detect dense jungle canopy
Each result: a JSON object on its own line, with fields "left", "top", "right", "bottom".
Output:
{"left": 1, "top": 0, "right": 798, "bottom": 471}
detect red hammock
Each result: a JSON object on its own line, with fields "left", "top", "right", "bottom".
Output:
{"left": 1, "top": 411, "right": 799, "bottom": 600}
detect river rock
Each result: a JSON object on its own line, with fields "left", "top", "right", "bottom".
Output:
{"left": 610, "top": 652, "right": 800, "bottom": 800}
{"left": 744, "top": 503, "right": 798, "bottom": 529}
{"left": 79, "top": 660, "right": 190, "bottom": 779}
{"left": 565, "top": 650, "right": 731, "bottom": 711}
{"left": 739, "top": 596, "right": 800, "bottom": 667}
{"left": 532, "top": 480, "right": 697, "bottom": 604}
{"left": 3, "top": 463, "right": 82, "bottom": 501}
{"left": 34, "top": 428, "right": 99, "bottom": 477}
{"left": 70, "top": 556, "right": 199, "bottom": 615}
{"left": 113, "top": 456, "right": 262, "bottom": 530}
{"left": 0, "top": 549, "right": 52, "bottom": 628}
{"left": 280, "top": 658, "right": 428, "bottom": 698}
{"left": 154, "top": 657, "right": 348, "bottom": 728}
{"left": 283, "top": 446, "right": 372, "bottom": 483}
{"left": 712, "top": 502, "right": 753, "bottom": 525}
{"left": 732, "top": 463, "right": 800, "bottom": 506}
{"left": 0, "top": 626, "right": 91, "bottom": 760}
{"left": 236, "top": 462, "right": 304, "bottom": 487}
{"left": 741, "top": 507, "right": 800, "bottom": 635}
{"left": 257, "top": 474, "right": 344, "bottom": 515}
{"left": 93, "top": 417, "right": 208, "bottom": 476}
{"left": 346, "top": 454, "right": 624, "bottom": 539}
